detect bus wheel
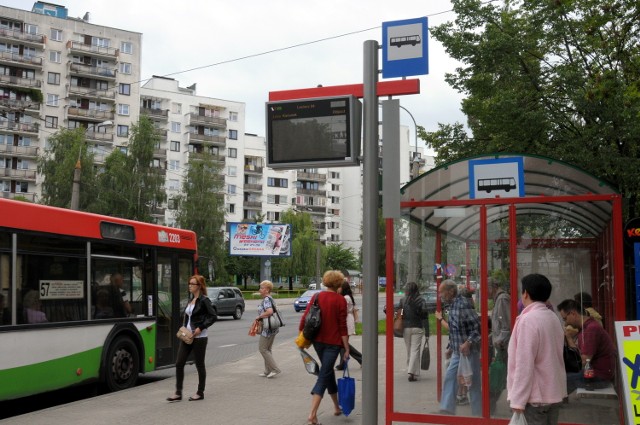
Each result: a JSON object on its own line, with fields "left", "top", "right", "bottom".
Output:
{"left": 104, "top": 336, "right": 140, "bottom": 392}
{"left": 233, "top": 306, "right": 243, "bottom": 320}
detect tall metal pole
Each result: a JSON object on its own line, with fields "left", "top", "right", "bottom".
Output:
{"left": 362, "top": 39, "right": 379, "bottom": 425}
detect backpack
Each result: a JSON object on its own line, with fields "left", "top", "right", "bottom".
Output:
{"left": 303, "top": 293, "right": 322, "bottom": 340}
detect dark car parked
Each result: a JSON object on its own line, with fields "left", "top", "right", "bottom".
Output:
{"left": 383, "top": 291, "right": 438, "bottom": 315}
{"left": 206, "top": 287, "right": 245, "bottom": 320}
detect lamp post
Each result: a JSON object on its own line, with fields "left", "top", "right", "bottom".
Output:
{"left": 70, "top": 120, "right": 113, "bottom": 210}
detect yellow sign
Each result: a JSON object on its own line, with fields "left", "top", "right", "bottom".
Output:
{"left": 616, "top": 321, "right": 640, "bottom": 424}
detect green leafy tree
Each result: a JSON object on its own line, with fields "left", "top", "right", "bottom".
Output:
{"left": 325, "top": 243, "right": 358, "bottom": 272}
{"left": 422, "top": 0, "right": 640, "bottom": 218}
{"left": 93, "top": 116, "right": 166, "bottom": 221}
{"left": 174, "top": 153, "right": 227, "bottom": 284}
{"left": 37, "top": 128, "right": 98, "bottom": 209}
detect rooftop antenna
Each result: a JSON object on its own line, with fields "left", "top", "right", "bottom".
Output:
{"left": 82, "top": 12, "right": 89, "bottom": 22}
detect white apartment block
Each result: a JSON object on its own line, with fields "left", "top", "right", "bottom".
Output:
{"left": 0, "top": 2, "right": 142, "bottom": 201}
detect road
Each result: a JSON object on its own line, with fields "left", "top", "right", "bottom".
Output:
{"left": 0, "top": 293, "right": 392, "bottom": 420}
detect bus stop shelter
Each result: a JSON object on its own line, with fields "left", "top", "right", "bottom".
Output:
{"left": 384, "top": 153, "right": 625, "bottom": 424}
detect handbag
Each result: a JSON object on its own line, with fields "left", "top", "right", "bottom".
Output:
{"left": 262, "top": 297, "right": 284, "bottom": 331}
{"left": 489, "top": 350, "right": 507, "bottom": 393}
{"left": 509, "top": 411, "right": 528, "bottom": 425}
{"left": 303, "top": 294, "right": 322, "bottom": 340}
{"left": 564, "top": 342, "right": 582, "bottom": 373}
{"left": 420, "top": 337, "right": 430, "bottom": 370}
{"left": 337, "top": 360, "right": 356, "bottom": 416}
{"left": 393, "top": 308, "right": 404, "bottom": 338}
{"left": 299, "top": 348, "right": 319, "bottom": 375}
{"left": 176, "top": 326, "right": 193, "bottom": 344}
{"left": 248, "top": 319, "right": 261, "bottom": 336}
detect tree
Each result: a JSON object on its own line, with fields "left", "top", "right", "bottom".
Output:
{"left": 174, "top": 152, "right": 227, "bottom": 284}
{"left": 37, "top": 128, "right": 98, "bottom": 209}
{"left": 324, "top": 243, "right": 358, "bottom": 272}
{"left": 422, "top": 0, "right": 640, "bottom": 218}
{"left": 93, "top": 116, "right": 166, "bottom": 221}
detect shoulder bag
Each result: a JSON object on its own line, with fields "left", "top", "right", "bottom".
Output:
{"left": 262, "top": 297, "right": 284, "bottom": 331}
{"left": 393, "top": 307, "right": 404, "bottom": 338}
{"left": 303, "top": 293, "right": 322, "bottom": 340}
{"left": 420, "top": 336, "right": 430, "bottom": 370}
{"left": 564, "top": 340, "right": 582, "bottom": 373}
{"left": 176, "top": 326, "right": 193, "bottom": 344}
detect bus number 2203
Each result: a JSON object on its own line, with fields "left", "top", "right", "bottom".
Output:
{"left": 168, "top": 233, "right": 181, "bottom": 243}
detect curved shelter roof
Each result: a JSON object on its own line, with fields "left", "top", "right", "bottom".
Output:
{"left": 400, "top": 153, "right": 618, "bottom": 240}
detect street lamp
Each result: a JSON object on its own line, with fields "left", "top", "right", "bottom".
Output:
{"left": 70, "top": 120, "right": 113, "bottom": 210}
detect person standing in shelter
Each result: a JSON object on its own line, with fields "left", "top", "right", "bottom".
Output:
{"left": 256, "top": 280, "right": 282, "bottom": 378}
{"left": 437, "top": 279, "right": 482, "bottom": 416}
{"left": 507, "top": 273, "right": 566, "bottom": 425}
{"left": 299, "top": 270, "right": 350, "bottom": 425}
{"left": 399, "top": 281, "right": 429, "bottom": 382}
{"left": 489, "top": 277, "right": 511, "bottom": 414}
{"left": 557, "top": 298, "right": 616, "bottom": 394}
{"left": 167, "top": 274, "right": 216, "bottom": 402}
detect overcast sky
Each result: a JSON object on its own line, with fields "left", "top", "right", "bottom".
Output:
{"left": 6, "top": 0, "right": 467, "bottom": 153}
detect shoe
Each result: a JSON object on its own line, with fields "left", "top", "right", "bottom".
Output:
{"left": 188, "top": 394, "right": 204, "bottom": 401}
{"left": 266, "top": 371, "right": 281, "bottom": 378}
{"left": 334, "top": 410, "right": 343, "bottom": 416}
{"left": 408, "top": 373, "right": 417, "bottom": 382}
{"left": 456, "top": 395, "right": 469, "bottom": 405}
{"left": 258, "top": 372, "right": 268, "bottom": 377}
{"left": 166, "top": 394, "right": 182, "bottom": 402}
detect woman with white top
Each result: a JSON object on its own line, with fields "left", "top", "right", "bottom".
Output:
{"left": 336, "top": 280, "right": 362, "bottom": 370}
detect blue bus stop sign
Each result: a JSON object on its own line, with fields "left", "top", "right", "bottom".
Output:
{"left": 382, "top": 17, "right": 429, "bottom": 79}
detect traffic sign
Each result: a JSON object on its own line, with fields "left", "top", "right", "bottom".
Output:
{"left": 382, "top": 17, "right": 429, "bottom": 78}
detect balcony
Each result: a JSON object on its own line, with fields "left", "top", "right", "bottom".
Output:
{"left": 0, "top": 28, "right": 45, "bottom": 47}
{"left": 1, "top": 167, "right": 36, "bottom": 180}
{"left": 0, "top": 120, "right": 38, "bottom": 134}
{"left": 189, "top": 113, "right": 226, "bottom": 128}
{"left": 243, "top": 200, "right": 262, "bottom": 209}
{"left": 68, "top": 40, "right": 119, "bottom": 60}
{"left": 0, "top": 51, "right": 43, "bottom": 68}
{"left": 1, "top": 191, "right": 35, "bottom": 202}
{"left": 69, "top": 63, "right": 116, "bottom": 80}
{"left": 154, "top": 128, "right": 168, "bottom": 138}
{"left": 296, "top": 187, "right": 326, "bottom": 197}
{"left": 85, "top": 130, "right": 114, "bottom": 145}
{"left": 0, "top": 144, "right": 38, "bottom": 158}
{"left": 151, "top": 166, "right": 166, "bottom": 176}
{"left": 67, "top": 107, "right": 114, "bottom": 122}
{"left": 297, "top": 171, "right": 327, "bottom": 182}
{"left": 140, "top": 107, "right": 168, "bottom": 121}
{"left": 244, "top": 164, "right": 263, "bottom": 175}
{"left": 0, "top": 98, "right": 40, "bottom": 111}
{"left": 68, "top": 84, "right": 115, "bottom": 99}
{"left": 189, "top": 152, "right": 225, "bottom": 163}
{"left": 153, "top": 148, "right": 167, "bottom": 159}
{"left": 0, "top": 74, "right": 41, "bottom": 88}
{"left": 150, "top": 206, "right": 166, "bottom": 217}
{"left": 188, "top": 132, "right": 226, "bottom": 146}
{"left": 244, "top": 183, "right": 262, "bottom": 192}
{"left": 306, "top": 204, "right": 327, "bottom": 214}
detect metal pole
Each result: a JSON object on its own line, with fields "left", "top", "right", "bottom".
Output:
{"left": 70, "top": 159, "right": 81, "bottom": 210}
{"left": 362, "top": 39, "right": 379, "bottom": 425}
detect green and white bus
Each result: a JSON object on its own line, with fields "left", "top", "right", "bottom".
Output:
{"left": 0, "top": 199, "right": 198, "bottom": 400}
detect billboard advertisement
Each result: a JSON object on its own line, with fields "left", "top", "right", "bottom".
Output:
{"left": 228, "top": 223, "right": 291, "bottom": 257}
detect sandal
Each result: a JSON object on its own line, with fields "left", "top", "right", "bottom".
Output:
{"left": 334, "top": 409, "right": 343, "bottom": 416}
{"left": 188, "top": 394, "right": 204, "bottom": 401}
{"left": 166, "top": 394, "right": 182, "bottom": 402}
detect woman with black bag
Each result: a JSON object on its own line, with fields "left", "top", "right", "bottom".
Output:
{"left": 167, "top": 274, "right": 216, "bottom": 402}
{"left": 299, "top": 270, "right": 350, "bottom": 425}
{"left": 399, "top": 282, "right": 429, "bottom": 382}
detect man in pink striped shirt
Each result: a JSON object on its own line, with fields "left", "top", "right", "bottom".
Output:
{"left": 507, "top": 274, "right": 567, "bottom": 425}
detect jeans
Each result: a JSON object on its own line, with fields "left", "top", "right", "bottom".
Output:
{"left": 566, "top": 372, "right": 611, "bottom": 394}
{"left": 175, "top": 337, "right": 208, "bottom": 395}
{"left": 440, "top": 350, "right": 481, "bottom": 416}
{"left": 311, "top": 341, "right": 341, "bottom": 396}
{"left": 338, "top": 344, "right": 362, "bottom": 368}
{"left": 523, "top": 402, "right": 562, "bottom": 425}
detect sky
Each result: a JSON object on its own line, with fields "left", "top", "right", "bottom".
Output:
{"left": 5, "top": 0, "right": 468, "bottom": 154}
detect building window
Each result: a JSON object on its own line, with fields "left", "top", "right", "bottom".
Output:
{"left": 47, "top": 72, "right": 60, "bottom": 85}
{"left": 267, "top": 178, "right": 288, "bottom": 188}
{"left": 92, "top": 37, "right": 110, "bottom": 48}
{"left": 119, "top": 62, "right": 131, "bottom": 74}
{"left": 49, "top": 51, "right": 61, "bottom": 63}
{"left": 171, "top": 122, "right": 181, "bottom": 133}
{"left": 229, "top": 111, "right": 238, "bottom": 122}
{"left": 168, "top": 160, "right": 180, "bottom": 171}
{"left": 227, "top": 184, "right": 236, "bottom": 195}
{"left": 170, "top": 141, "right": 180, "bottom": 152}
{"left": 117, "top": 104, "right": 130, "bottom": 116}
{"left": 167, "top": 179, "right": 180, "bottom": 190}
{"left": 228, "top": 129, "right": 238, "bottom": 140}
{"left": 228, "top": 148, "right": 237, "bottom": 158}
{"left": 227, "top": 165, "right": 237, "bottom": 177}
{"left": 46, "top": 94, "right": 59, "bottom": 106}
{"left": 50, "top": 28, "right": 62, "bottom": 41}
{"left": 330, "top": 172, "right": 341, "bottom": 179}
{"left": 44, "top": 116, "right": 58, "bottom": 128}
{"left": 121, "top": 41, "right": 133, "bottom": 54}
{"left": 267, "top": 211, "right": 281, "bottom": 221}
{"left": 118, "top": 83, "right": 131, "bottom": 95}
{"left": 228, "top": 204, "right": 235, "bottom": 214}
{"left": 24, "top": 24, "right": 38, "bottom": 35}
{"left": 332, "top": 184, "right": 340, "bottom": 191}
{"left": 172, "top": 103, "right": 182, "bottom": 114}
{"left": 117, "top": 125, "right": 129, "bottom": 137}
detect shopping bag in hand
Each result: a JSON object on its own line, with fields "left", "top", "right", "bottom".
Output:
{"left": 299, "top": 348, "right": 319, "bottom": 375}
{"left": 457, "top": 354, "right": 473, "bottom": 387}
{"left": 337, "top": 360, "right": 355, "bottom": 416}
{"left": 295, "top": 331, "right": 312, "bottom": 349}
{"left": 509, "top": 411, "right": 528, "bottom": 425}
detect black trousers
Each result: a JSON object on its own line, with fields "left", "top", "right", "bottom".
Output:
{"left": 175, "top": 337, "right": 208, "bottom": 395}
{"left": 338, "top": 343, "right": 362, "bottom": 367}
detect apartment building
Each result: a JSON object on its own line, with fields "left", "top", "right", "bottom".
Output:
{"left": 0, "top": 2, "right": 141, "bottom": 201}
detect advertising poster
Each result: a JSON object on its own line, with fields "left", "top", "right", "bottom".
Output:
{"left": 615, "top": 321, "right": 640, "bottom": 424}
{"left": 229, "top": 223, "right": 291, "bottom": 257}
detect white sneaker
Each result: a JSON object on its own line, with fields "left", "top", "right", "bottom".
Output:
{"left": 258, "top": 372, "right": 268, "bottom": 377}
{"left": 266, "top": 371, "right": 281, "bottom": 378}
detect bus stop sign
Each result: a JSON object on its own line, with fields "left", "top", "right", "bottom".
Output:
{"left": 382, "top": 17, "right": 429, "bottom": 79}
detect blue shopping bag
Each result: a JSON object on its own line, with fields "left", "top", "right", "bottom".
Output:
{"left": 337, "top": 360, "right": 355, "bottom": 416}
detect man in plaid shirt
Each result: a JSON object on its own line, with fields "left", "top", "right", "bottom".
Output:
{"left": 437, "top": 279, "right": 481, "bottom": 416}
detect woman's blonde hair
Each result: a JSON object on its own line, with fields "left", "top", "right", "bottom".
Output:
{"left": 260, "top": 280, "right": 273, "bottom": 292}
{"left": 190, "top": 274, "right": 207, "bottom": 296}
{"left": 322, "top": 270, "right": 345, "bottom": 290}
